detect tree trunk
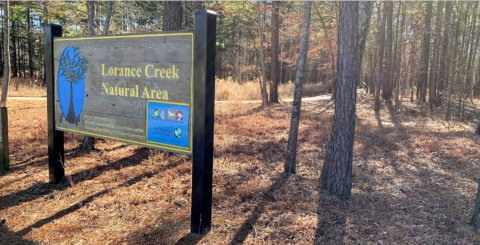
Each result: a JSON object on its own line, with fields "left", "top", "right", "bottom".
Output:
{"left": 382, "top": 1, "right": 393, "bottom": 101}
{"left": 80, "top": 1, "right": 96, "bottom": 151}
{"left": 374, "top": 2, "right": 387, "bottom": 112}
{"left": 419, "top": 2, "right": 433, "bottom": 103}
{"left": 269, "top": 1, "right": 280, "bottom": 103}
{"left": 320, "top": 1, "right": 373, "bottom": 199}
{"left": 438, "top": 2, "right": 453, "bottom": 95}
{"left": 102, "top": 1, "right": 114, "bottom": 35}
{"left": 256, "top": 2, "right": 268, "bottom": 107}
{"left": 87, "top": 1, "right": 95, "bottom": 36}
{"left": 284, "top": 1, "right": 311, "bottom": 174}
{"left": 471, "top": 178, "right": 480, "bottom": 228}
{"left": 27, "top": 7, "right": 34, "bottom": 78}
{"left": 1, "top": 0, "right": 10, "bottom": 107}
{"left": 11, "top": 20, "right": 17, "bottom": 77}
{"left": 429, "top": 1, "right": 444, "bottom": 115}
{"left": 163, "top": 1, "right": 183, "bottom": 31}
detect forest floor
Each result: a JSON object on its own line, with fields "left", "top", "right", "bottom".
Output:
{"left": 1, "top": 83, "right": 480, "bottom": 244}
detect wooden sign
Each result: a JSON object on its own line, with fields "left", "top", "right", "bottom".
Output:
{"left": 46, "top": 10, "right": 217, "bottom": 235}
{"left": 53, "top": 33, "right": 194, "bottom": 154}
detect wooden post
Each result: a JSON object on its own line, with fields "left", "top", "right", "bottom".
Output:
{"left": 0, "top": 107, "right": 9, "bottom": 171}
{"left": 45, "top": 24, "right": 65, "bottom": 184}
{"left": 191, "top": 10, "right": 216, "bottom": 235}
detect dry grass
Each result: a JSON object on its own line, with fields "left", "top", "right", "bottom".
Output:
{"left": 0, "top": 77, "right": 46, "bottom": 98}
{"left": 1, "top": 87, "right": 480, "bottom": 244}
{"left": 215, "top": 79, "right": 330, "bottom": 101}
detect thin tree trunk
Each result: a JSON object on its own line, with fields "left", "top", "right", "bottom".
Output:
{"left": 80, "top": 1, "right": 96, "bottom": 151}
{"left": 11, "top": 20, "right": 17, "bottom": 77}
{"left": 102, "top": 1, "right": 114, "bottom": 35}
{"left": 284, "top": 1, "right": 312, "bottom": 174}
{"left": 429, "top": 1, "right": 443, "bottom": 115}
{"left": 88, "top": 1, "right": 95, "bottom": 36}
{"left": 256, "top": 2, "right": 268, "bottom": 107}
{"left": 1, "top": 0, "right": 10, "bottom": 107}
{"left": 27, "top": 7, "right": 34, "bottom": 78}
{"left": 439, "top": 2, "right": 453, "bottom": 95}
{"left": 419, "top": 2, "right": 432, "bottom": 103}
{"left": 374, "top": 2, "right": 387, "bottom": 112}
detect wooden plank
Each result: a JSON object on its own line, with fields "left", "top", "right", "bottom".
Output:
{"left": 0, "top": 107, "right": 9, "bottom": 171}
{"left": 53, "top": 33, "right": 193, "bottom": 154}
{"left": 46, "top": 24, "right": 65, "bottom": 184}
{"left": 191, "top": 10, "right": 216, "bottom": 235}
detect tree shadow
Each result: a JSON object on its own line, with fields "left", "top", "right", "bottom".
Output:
{"left": 0, "top": 147, "right": 149, "bottom": 212}
{"left": 15, "top": 165, "right": 164, "bottom": 237}
{"left": 228, "top": 173, "right": 288, "bottom": 244}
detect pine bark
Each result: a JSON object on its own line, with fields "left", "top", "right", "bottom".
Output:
{"left": 163, "top": 1, "right": 183, "bottom": 31}
{"left": 102, "top": 1, "right": 114, "bottom": 36}
{"left": 374, "top": 2, "right": 387, "bottom": 112}
{"left": 419, "top": 2, "right": 432, "bottom": 103}
{"left": 256, "top": 2, "right": 268, "bottom": 107}
{"left": 438, "top": 2, "right": 453, "bottom": 94}
{"left": 320, "top": 1, "right": 372, "bottom": 198}
{"left": 269, "top": 1, "right": 280, "bottom": 104}
{"left": 429, "top": 1, "right": 443, "bottom": 114}
{"left": 382, "top": 1, "right": 393, "bottom": 101}
{"left": 284, "top": 1, "right": 311, "bottom": 174}
{"left": 87, "top": 1, "right": 95, "bottom": 36}
{"left": 27, "top": 7, "right": 34, "bottom": 78}
{"left": 80, "top": 1, "right": 96, "bottom": 151}
{"left": 1, "top": 1, "right": 10, "bottom": 107}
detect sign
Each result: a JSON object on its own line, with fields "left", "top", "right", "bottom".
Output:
{"left": 46, "top": 10, "right": 217, "bottom": 235}
{"left": 53, "top": 33, "right": 193, "bottom": 154}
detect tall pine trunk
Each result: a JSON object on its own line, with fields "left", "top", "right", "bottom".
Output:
{"left": 374, "top": 3, "right": 387, "bottom": 112}
{"left": 1, "top": 1, "right": 10, "bottom": 107}
{"left": 269, "top": 1, "right": 280, "bottom": 103}
{"left": 80, "top": 1, "right": 96, "bottom": 151}
{"left": 429, "top": 1, "right": 444, "bottom": 115}
{"left": 284, "top": 1, "right": 311, "bottom": 174}
{"left": 382, "top": 1, "right": 393, "bottom": 101}
{"left": 320, "top": 1, "right": 373, "bottom": 199}
{"left": 419, "top": 2, "right": 432, "bottom": 103}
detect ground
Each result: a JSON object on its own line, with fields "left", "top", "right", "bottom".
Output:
{"left": 1, "top": 81, "right": 480, "bottom": 244}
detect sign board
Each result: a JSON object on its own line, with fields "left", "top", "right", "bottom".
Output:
{"left": 53, "top": 33, "right": 193, "bottom": 154}
{"left": 46, "top": 10, "right": 217, "bottom": 235}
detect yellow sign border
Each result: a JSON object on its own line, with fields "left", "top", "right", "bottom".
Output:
{"left": 54, "top": 32, "right": 194, "bottom": 154}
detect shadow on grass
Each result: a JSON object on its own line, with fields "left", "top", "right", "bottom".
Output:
{"left": 228, "top": 173, "right": 288, "bottom": 244}
{"left": 15, "top": 166, "right": 164, "bottom": 237}
{"left": 0, "top": 147, "right": 149, "bottom": 212}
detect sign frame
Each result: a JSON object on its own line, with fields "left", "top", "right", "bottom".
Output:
{"left": 45, "top": 10, "right": 216, "bottom": 235}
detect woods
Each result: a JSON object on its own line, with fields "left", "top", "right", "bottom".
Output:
{"left": 3, "top": 1, "right": 480, "bottom": 243}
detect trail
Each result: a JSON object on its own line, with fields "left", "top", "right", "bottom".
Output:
{"left": 8, "top": 94, "right": 333, "bottom": 103}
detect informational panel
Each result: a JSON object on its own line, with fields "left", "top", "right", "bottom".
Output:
{"left": 53, "top": 33, "right": 193, "bottom": 154}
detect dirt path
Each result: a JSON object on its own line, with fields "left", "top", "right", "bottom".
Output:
{"left": 216, "top": 94, "right": 332, "bottom": 103}
{"left": 7, "top": 95, "right": 333, "bottom": 103}
{"left": 8, "top": 97, "right": 46, "bottom": 101}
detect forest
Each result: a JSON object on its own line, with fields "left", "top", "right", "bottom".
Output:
{"left": 1, "top": 1, "right": 480, "bottom": 244}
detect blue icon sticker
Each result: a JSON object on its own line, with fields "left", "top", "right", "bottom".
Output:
{"left": 146, "top": 101, "right": 189, "bottom": 149}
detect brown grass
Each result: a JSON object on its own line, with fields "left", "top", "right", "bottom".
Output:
{"left": 1, "top": 87, "right": 480, "bottom": 244}
{"left": 0, "top": 77, "right": 46, "bottom": 98}
{"left": 215, "top": 79, "right": 330, "bottom": 101}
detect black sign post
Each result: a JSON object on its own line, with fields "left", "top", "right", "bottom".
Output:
{"left": 191, "top": 10, "right": 216, "bottom": 234}
{"left": 46, "top": 11, "right": 216, "bottom": 234}
{"left": 46, "top": 24, "right": 65, "bottom": 184}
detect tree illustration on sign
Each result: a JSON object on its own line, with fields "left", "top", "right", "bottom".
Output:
{"left": 57, "top": 46, "right": 87, "bottom": 125}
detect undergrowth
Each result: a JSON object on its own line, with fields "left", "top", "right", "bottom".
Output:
{"left": 0, "top": 89, "right": 480, "bottom": 244}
